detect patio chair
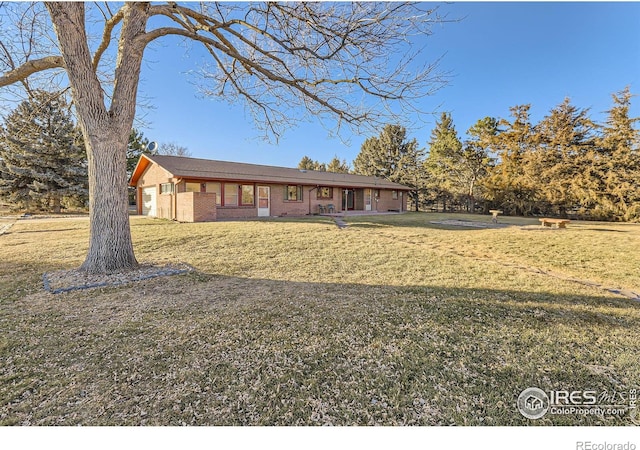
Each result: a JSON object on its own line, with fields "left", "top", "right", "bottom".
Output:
{"left": 318, "top": 204, "right": 326, "bottom": 214}
{"left": 327, "top": 204, "right": 335, "bottom": 213}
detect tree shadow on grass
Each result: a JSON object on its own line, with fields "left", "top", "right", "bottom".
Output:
{"left": 4, "top": 271, "right": 640, "bottom": 426}
{"left": 344, "top": 214, "right": 531, "bottom": 231}
{"left": 580, "top": 228, "right": 630, "bottom": 233}
{"left": 11, "top": 228, "right": 81, "bottom": 234}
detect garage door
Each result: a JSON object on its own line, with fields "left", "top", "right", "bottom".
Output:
{"left": 141, "top": 186, "right": 157, "bottom": 216}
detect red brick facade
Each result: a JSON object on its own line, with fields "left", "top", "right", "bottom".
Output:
{"left": 132, "top": 157, "right": 409, "bottom": 222}
{"left": 176, "top": 192, "right": 217, "bottom": 222}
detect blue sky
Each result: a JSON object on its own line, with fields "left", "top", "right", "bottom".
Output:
{"left": 137, "top": 2, "right": 640, "bottom": 167}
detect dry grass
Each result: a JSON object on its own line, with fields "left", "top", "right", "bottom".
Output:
{"left": 1, "top": 213, "right": 639, "bottom": 425}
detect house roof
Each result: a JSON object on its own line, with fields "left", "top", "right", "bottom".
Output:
{"left": 129, "top": 154, "right": 411, "bottom": 190}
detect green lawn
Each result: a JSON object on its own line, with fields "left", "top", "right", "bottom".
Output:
{"left": 1, "top": 213, "right": 639, "bottom": 425}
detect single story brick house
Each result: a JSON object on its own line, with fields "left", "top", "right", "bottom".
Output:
{"left": 129, "top": 154, "right": 410, "bottom": 222}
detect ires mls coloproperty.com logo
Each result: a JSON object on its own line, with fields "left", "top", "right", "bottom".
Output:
{"left": 517, "top": 387, "right": 637, "bottom": 420}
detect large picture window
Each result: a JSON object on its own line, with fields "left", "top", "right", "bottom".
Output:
{"left": 224, "top": 183, "right": 239, "bottom": 206}
{"left": 317, "top": 187, "right": 333, "bottom": 199}
{"left": 205, "top": 182, "right": 222, "bottom": 206}
{"left": 286, "top": 185, "right": 303, "bottom": 201}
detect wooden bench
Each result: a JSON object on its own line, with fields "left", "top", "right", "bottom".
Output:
{"left": 539, "top": 218, "right": 570, "bottom": 228}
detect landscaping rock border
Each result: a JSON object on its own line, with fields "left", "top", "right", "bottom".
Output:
{"left": 43, "top": 263, "right": 195, "bottom": 294}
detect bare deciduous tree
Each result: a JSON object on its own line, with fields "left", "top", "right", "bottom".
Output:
{"left": 0, "top": 2, "right": 451, "bottom": 273}
{"left": 156, "top": 142, "right": 192, "bottom": 157}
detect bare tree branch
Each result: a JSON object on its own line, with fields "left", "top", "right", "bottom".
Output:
{"left": 91, "top": 7, "right": 124, "bottom": 71}
{"left": 140, "top": 2, "right": 451, "bottom": 139}
{"left": 0, "top": 55, "right": 65, "bottom": 87}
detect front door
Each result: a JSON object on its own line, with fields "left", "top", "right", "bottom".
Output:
{"left": 258, "top": 186, "right": 270, "bottom": 217}
{"left": 365, "top": 189, "right": 372, "bottom": 211}
{"left": 342, "top": 189, "right": 355, "bottom": 210}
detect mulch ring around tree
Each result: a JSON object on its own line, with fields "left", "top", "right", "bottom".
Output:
{"left": 43, "top": 263, "right": 195, "bottom": 294}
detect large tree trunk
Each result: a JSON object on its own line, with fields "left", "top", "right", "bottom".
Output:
{"left": 46, "top": 2, "right": 147, "bottom": 273}
{"left": 80, "top": 123, "right": 137, "bottom": 273}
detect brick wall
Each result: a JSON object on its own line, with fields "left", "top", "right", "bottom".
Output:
{"left": 157, "top": 194, "right": 172, "bottom": 219}
{"left": 375, "top": 189, "right": 407, "bottom": 212}
{"left": 216, "top": 207, "right": 257, "bottom": 219}
{"left": 307, "top": 186, "right": 342, "bottom": 215}
{"left": 176, "top": 192, "right": 217, "bottom": 222}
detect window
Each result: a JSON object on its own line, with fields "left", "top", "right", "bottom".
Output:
{"left": 206, "top": 182, "right": 221, "bottom": 206}
{"left": 286, "top": 185, "right": 303, "bottom": 201}
{"left": 160, "top": 183, "right": 174, "bottom": 194}
{"left": 241, "top": 185, "right": 255, "bottom": 206}
{"left": 224, "top": 183, "right": 238, "bottom": 206}
{"left": 185, "top": 182, "right": 201, "bottom": 193}
{"left": 317, "top": 187, "right": 333, "bottom": 199}
{"left": 392, "top": 190, "right": 398, "bottom": 200}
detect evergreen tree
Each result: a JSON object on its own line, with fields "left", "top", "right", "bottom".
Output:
{"left": 484, "top": 105, "right": 538, "bottom": 216}
{"left": 533, "top": 98, "right": 597, "bottom": 216}
{"left": 590, "top": 87, "right": 640, "bottom": 221}
{"left": 297, "top": 156, "right": 326, "bottom": 171}
{"left": 298, "top": 156, "right": 316, "bottom": 171}
{"left": 457, "top": 117, "right": 498, "bottom": 212}
{"left": 424, "top": 113, "right": 462, "bottom": 211}
{"left": 326, "top": 155, "right": 350, "bottom": 173}
{"left": 398, "top": 144, "right": 427, "bottom": 211}
{"left": 353, "top": 124, "right": 425, "bottom": 208}
{"left": 0, "top": 90, "right": 87, "bottom": 212}
{"left": 353, "top": 124, "right": 418, "bottom": 183}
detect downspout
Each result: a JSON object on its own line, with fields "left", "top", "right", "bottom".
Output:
{"left": 308, "top": 186, "right": 319, "bottom": 215}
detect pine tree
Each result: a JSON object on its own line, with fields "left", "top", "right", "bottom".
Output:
{"left": 297, "top": 156, "right": 326, "bottom": 171}
{"left": 457, "top": 117, "right": 498, "bottom": 212}
{"left": 424, "top": 113, "right": 462, "bottom": 211}
{"left": 326, "top": 155, "right": 350, "bottom": 173}
{"left": 0, "top": 90, "right": 87, "bottom": 212}
{"left": 397, "top": 144, "right": 427, "bottom": 211}
{"left": 353, "top": 124, "right": 419, "bottom": 183}
{"left": 298, "top": 156, "right": 316, "bottom": 171}
{"left": 533, "top": 98, "right": 597, "bottom": 217}
{"left": 484, "top": 105, "right": 538, "bottom": 216}
{"left": 353, "top": 124, "right": 425, "bottom": 208}
{"left": 591, "top": 87, "right": 640, "bottom": 221}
